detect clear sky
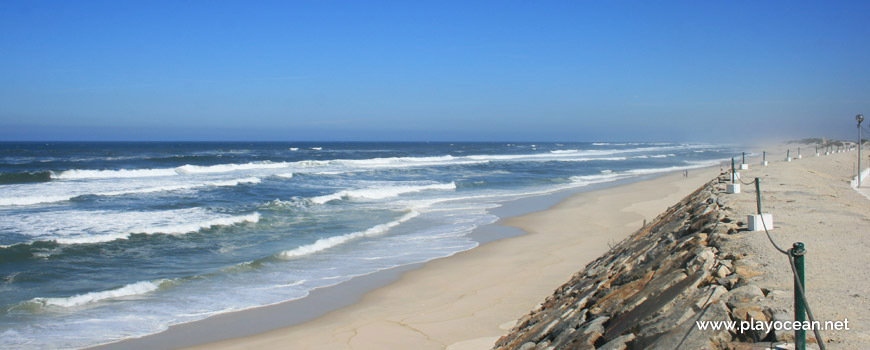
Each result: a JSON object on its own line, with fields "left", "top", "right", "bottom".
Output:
{"left": 1, "top": 1, "right": 869, "bottom": 142}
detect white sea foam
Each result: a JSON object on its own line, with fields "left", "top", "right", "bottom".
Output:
{"left": 334, "top": 155, "right": 472, "bottom": 168}
{"left": 272, "top": 280, "right": 307, "bottom": 288}
{"left": 554, "top": 156, "right": 627, "bottom": 162}
{"left": 310, "top": 182, "right": 456, "bottom": 204}
{"left": 32, "top": 280, "right": 166, "bottom": 308}
{"left": 49, "top": 162, "right": 289, "bottom": 180}
{"left": 569, "top": 173, "right": 632, "bottom": 186}
{"left": 0, "top": 177, "right": 262, "bottom": 206}
{"left": 278, "top": 210, "right": 420, "bottom": 259}
{"left": 569, "top": 159, "right": 723, "bottom": 186}
{"left": 95, "top": 177, "right": 261, "bottom": 197}
{"left": 51, "top": 168, "right": 179, "bottom": 180}
{"left": 131, "top": 212, "right": 260, "bottom": 235}
{"left": 2, "top": 209, "right": 261, "bottom": 245}
{"left": 203, "top": 177, "right": 262, "bottom": 187}
{"left": 289, "top": 148, "right": 299, "bottom": 151}
{"left": 626, "top": 159, "right": 723, "bottom": 175}
{"left": 0, "top": 195, "right": 75, "bottom": 206}
{"left": 275, "top": 173, "right": 294, "bottom": 179}
{"left": 310, "top": 192, "right": 343, "bottom": 204}
{"left": 468, "top": 146, "right": 693, "bottom": 162}
{"left": 592, "top": 142, "right": 610, "bottom": 146}
{"left": 175, "top": 162, "right": 290, "bottom": 174}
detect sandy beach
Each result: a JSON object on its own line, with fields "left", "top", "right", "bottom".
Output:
{"left": 159, "top": 166, "right": 724, "bottom": 349}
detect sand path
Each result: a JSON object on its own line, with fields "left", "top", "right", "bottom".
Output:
{"left": 721, "top": 147, "right": 870, "bottom": 348}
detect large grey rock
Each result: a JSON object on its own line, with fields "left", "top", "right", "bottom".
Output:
{"left": 518, "top": 342, "right": 536, "bottom": 350}
{"left": 577, "top": 316, "right": 608, "bottom": 336}
{"left": 729, "top": 301, "right": 770, "bottom": 342}
{"left": 634, "top": 284, "right": 726, "bottom": 341}
{"left": 715, "top": 265, "right": 731, "bottom": 278}
{"left": 597, "top": 333, "right": 635, "bottom": 350}
{"left": 645, "top": 301, "right": 733, "bottom": 349}
{"left": 726, "top": 284, "right": 765, "bottom": 306}
{"left": 604, "top": 272, "right": 703, "bottom": 340}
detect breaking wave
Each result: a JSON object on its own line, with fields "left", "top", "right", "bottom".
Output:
{"left": 28, "top": 280, "right": 169, "bottom": 308}
{"left": 52, "top": 168, "right": 180, "bottom": 179}
{"left": 278, "top": 210, "right": 419, "bottom": 258}
{"left": 1, "top": 209, "right": 261, "bottom": 245}
{"left": 310, "top": 182, "right": 456, "bottom": 204}
{"left": 0, "top": 177, "right": 261, "bottom": 207}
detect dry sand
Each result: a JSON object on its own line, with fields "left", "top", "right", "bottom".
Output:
{"left": 186, "top": 167, "right": 724, "bottom": 350}
{"left": 720, "top": 145, "right": 870, "bottom": 348}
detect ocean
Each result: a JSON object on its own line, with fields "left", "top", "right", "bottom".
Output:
{"left": 0, "top": 141, "right": 735, "bottom": 349}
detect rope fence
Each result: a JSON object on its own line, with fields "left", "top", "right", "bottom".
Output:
{"left": 735, "top": 175, "right": 827, "bottom": 349}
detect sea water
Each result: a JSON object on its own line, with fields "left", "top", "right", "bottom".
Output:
{"left": 0, "top": 142, "right": 735, "bottom": 348}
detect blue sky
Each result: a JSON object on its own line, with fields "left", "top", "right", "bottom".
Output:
{"left": 1, "top": 1, "right": 869, "bottom": 141}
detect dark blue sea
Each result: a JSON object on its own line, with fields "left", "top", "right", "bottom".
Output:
{"left": 0, "top": 141, "right": 735, "bottom": 348}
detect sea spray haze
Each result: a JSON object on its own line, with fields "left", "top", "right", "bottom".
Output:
{"left": 0, "top": 141, "right": 735, "bottom": 348}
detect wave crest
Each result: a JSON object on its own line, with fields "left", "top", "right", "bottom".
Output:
{"left": 52, "top": 168, "right": 179, "bottom": 180}
{"left": 30, "top": 280, "right": 168, "bottom": 308}
{"left": 310, "top": 182, "right": 456, "bottom": 204}
{"left": 278, "top": 210, "right": 419, "bottom": 258}
{"left": 4, "top": 210, "right": 262, "bottom": 246}
{"left": 0, "top": 177, "right": 261, "bottom": 207}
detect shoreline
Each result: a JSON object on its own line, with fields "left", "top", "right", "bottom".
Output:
{"left": 92, "top": 167, "right": 723, "bottom": 349}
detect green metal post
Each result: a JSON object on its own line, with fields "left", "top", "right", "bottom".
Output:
{"left": 731, "top": 157, "right": 735, "bottom": 183}
{"left": 792, "top": 242, "right": 807, "bottom": 350}
{"left": 742, "top": 152, "right": 745, "bottom": 164}
{"left": 763, "top": 151, "right": 766, "bottom": 163}
{"left": 787, "top": 149, "right": 790, "bottom": 160}
{"left": 755, "top": 178, "right": 762, "bottom": 214}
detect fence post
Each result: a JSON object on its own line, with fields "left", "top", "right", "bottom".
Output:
{"left": 731, "top": 157, "right": 735, "bottom": 183}
{"left": 792, "top": 242, "right": 807, "bottom": 350}
{"left": 755, "top": 178, "right": 762, "bottom": 214}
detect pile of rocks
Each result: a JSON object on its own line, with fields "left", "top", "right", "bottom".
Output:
{"left": 494, "top": 173, "right": 781, "bottom": 350}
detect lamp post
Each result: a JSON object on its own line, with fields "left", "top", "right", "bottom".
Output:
{"left": 858, "top": 114, "right": 864, "bottom": 187}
